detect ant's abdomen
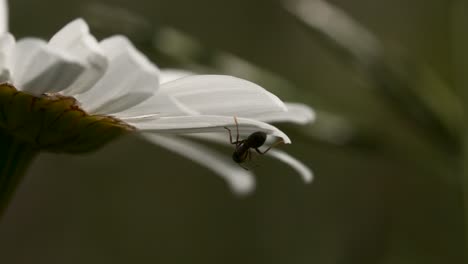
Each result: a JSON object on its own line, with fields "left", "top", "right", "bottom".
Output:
{"left": 247, "top": 132, "right": 267, "bottom": 148}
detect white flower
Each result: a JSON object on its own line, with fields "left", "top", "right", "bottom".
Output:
{"left": 0, "top": 0, "right": 315, "bottom": 194}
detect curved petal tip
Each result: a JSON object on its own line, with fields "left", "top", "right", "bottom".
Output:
{"left": 269, "top": 150, "right": 313, "bottom": 183}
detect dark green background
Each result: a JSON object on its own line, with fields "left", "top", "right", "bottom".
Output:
{"left": 0, "top": 0, "right": 465, "bottom": 263}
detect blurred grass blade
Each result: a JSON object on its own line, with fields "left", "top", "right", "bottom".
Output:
{"left": 451, "top": 0, "right": 468, "bottom": 100}
{"left": 283, "top": 0, "right": 381, "bottom": 66}
{"left": 153, "top": 27, "right": 305, "bottom": 99}
{"left": 81, "top": 2, "right": 153, "bottom": 44}
{"left": 283, "top": 0, "right": 461, "bottom": 154}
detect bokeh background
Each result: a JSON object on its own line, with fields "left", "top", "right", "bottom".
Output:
{"left": 0, "top": 0, "right": 467, "bottom": 263}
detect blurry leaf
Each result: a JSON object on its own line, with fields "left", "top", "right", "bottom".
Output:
{"left": 283, "top": 0, "right": 461, "bottom": 154}
{"left": 80, "top": 2, "right": 153, "bottom": 44}
{"left": 450, "top": 0, "right": 468, "bottom": 100}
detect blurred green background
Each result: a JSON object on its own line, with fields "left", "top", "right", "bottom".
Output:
{"left": 0, "top": 0, "right": 467, "bottom": 263}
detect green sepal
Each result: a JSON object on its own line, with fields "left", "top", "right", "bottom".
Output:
{"left": 0, "top": 83, "right": 135, "bottom": 153}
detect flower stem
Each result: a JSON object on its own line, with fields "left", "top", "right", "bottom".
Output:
{"left": 0, "top": 128, "right": 37, "bottom": 220}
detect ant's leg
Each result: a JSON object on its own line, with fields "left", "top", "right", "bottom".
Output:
{"left": 224, "top": 126, "right": 244, "bottom": 145}
{"left": 255, "top": 140, "right": 284, "bottom": 155}
{"left": 239, "top": 163, "right": 250, "bottom": 171}
{"left": 224, "top": 116, "right": 242, "bottom": 145}
{"left": 249, "top": 151, "right": 260, "bottom": 169}
{"left": 245, "top": 149, "right": 252, "bottom": 161}
{"left": 224, "top": 127, "right": 235, "bottom": 144}
{"left": 234, "top": 116, "right": 240, "bottom": 143}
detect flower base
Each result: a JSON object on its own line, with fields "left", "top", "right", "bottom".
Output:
{"left": 0, "top": 83, "right": 135, "bottom": 219}
{"left": 0, "top": 83, "right": 135, "bottom": 153}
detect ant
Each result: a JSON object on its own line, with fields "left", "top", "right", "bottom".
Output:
{"left": 224, "top": 116, "right": 283, "bottom": 170}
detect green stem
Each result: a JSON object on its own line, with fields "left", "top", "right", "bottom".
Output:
{"left": 0, "top": 128, "right": 38, "bottom": 220}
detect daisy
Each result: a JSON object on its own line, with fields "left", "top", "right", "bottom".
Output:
{"left": 0, "top": 0, "right": 314, "bottom": 197}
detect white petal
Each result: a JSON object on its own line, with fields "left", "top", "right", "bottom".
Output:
{"left": 76, "top": 36, "right": 159, "bottom": 114}
{"left": 10, "top": 38, "right": 43, "bottom": 85}
{"left": 160, "top": 69, "right": 193, "bottom": 83}
{"left": 268, "top": 149, "right": 313, "bottom": 183}
{"left": 0, "top": 33, "right": 14, "bottom": 82}
{"left": 252, "top": 102, "right": 316, "bottom": 124}
{"left": 12, "top": 38, "right": 85, "bottom": 95}
{"left": 49, "top": 18, "right": 108, "bottom": 95}
{"left": 160, "top": 75, "right": 288, "bottom": 117}
{"left": 0, "top": 0, "right": 7, "bottom": 34}
{"left": 143, "top": 133, "right": 256, "bottom": 195}
{"left": 115, "top": 92, "right": 199, "bottom": 118}
{"left": 130, "top": 115, "right": 291, "bottom": 143}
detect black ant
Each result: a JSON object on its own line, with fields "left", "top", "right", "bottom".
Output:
{"left": 224, "top": 116, "right": 283, "bottom": 170}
